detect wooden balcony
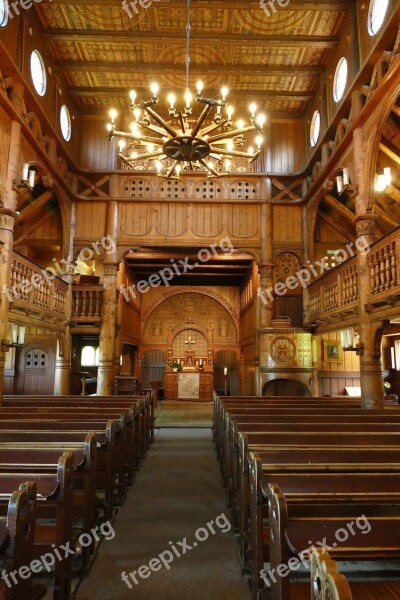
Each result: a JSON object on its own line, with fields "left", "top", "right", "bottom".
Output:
{"left": 71, "top": 285, "right": 103, "bottom": 332}
{"left": 9, "top": 252, "right": 68, "bottom": 326}
{"left": 307, "top": 228, "right": 400, "bottom": 326}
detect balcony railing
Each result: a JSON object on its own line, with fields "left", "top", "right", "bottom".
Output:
{"left": 9, "top": 252, "right": 68, "bottom": 319}
{"left": 307, "top": 228, "right": 400, "bottom": 323}
{"left": 71, "top": 285, "right": 103, "bottom": 327}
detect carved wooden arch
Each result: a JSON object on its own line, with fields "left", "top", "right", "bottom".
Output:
{"left": 372, "top": 319, "right": 390, "bottom": 360}
{"left": 171, "top": 324, "right": 211, "bottom": 347}
{"left": 141, "top": 287, "right": 239, "bottom": 339}
{"left": 366, "top": 78, "right": 400, "bottom": 213}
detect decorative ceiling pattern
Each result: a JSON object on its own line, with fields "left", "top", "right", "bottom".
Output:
{"left": 36, "top": 0, "right": 352, "bottom": 116}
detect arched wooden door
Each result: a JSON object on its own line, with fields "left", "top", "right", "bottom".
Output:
{"left": 17, "top": 343, "right": 56, "bottom": 395}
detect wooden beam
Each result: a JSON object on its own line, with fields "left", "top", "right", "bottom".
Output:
{"left": 45, "top": 29, "right": 339, "bottom": 48}
{"left": 69, "top": 87, "right": 313, "bottom": 100}
{"left": 15, "top": 191, "right": 54, "bottom": 226}
{"left": 81, "top": 106, "right": 304, "bottom": 119}
{"left": 322, "top": 193, "right": 355, "bottom": 222}
{"left": 384, "top": 184, "right": 400, "bottom": 204}
{"left": 372, "top": 202, "right": 399, "bottom": 227}
{"left": 391, "top": 105, "right": 400, "bottom": 118}
{"left": 14, "top": 207, "right": 58, "bottom": 246}
{"left": 39, "top": 0, "right": 352, "bottom": 10}
{"left": 379, "top": 138, "right": 400, "bottom": 167}
{"left": 62, "top": 62, "right": 322, "bottom": 77}
{"left": 317, "top": 210, "right": 355, "bottom": 241}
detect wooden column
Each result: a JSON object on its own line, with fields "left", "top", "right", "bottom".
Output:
{"left": 353, "top": 127, "right": 384, "bottom": 409}
{"left": 54, "top": 273, "right": 74, "bottom": 395}
{"left": 97, "top": 192, "right": 119, "bottom": 395}
{"left": 0, "top": 121, "right": 21, "bottom": 402}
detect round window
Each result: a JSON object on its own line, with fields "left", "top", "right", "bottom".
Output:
{"left": 30, "top": 49, "right": 47, "bottom": 96}
{"left": 60, "top": 105, "right": 72, "bottom": 141}
{"left": 310, "top": 109, "right": 321, "bottom": 148}
{"left": 0, "top": 0, "right": 8, "bottom": 27}
{"left": 333, "top": 57, "right": 348, "bottom": 103}
{"left": 368, "top": 0, "right": 389, "bottom": 36}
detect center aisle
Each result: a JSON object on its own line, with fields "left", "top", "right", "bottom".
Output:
{"left": 76, "top": 428, "right": 251, "bottom": 600}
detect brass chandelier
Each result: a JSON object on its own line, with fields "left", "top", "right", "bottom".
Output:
{"left": 107, "top": 0, "right": 265, "bottom": 179}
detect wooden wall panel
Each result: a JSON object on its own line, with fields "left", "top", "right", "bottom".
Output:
{"left": 156, "top": 204, "right": 188, "bottom": 237}
{"left": 227, "top": 205, "right": 259, "bottom": 239}
{"left": 119, "top": 204, "right": 152, "bottom": 237}
{"left": 75, "top": 202, "right": 106, "bottom": 240}
{"left": 270, "top": 121, "right": 305, "bottom": 173}
{"left": 272, "top": 206, "right": 303, "bottom": 242}
{"left": 191, "top": 204, "right": 222, "bottom": 238}
{"left": 79, "top": 116, "right": 113, "bottom": 171}
{"left": 316, "top": 331, "right": 361, "bottom": 396}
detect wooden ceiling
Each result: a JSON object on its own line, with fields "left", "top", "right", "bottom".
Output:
{"left": 36, "top": 0, "right": 353, "bottom": 117}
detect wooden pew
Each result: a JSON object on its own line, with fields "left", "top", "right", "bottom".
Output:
{"left": 267, "top": 483, "right": 400, "bottom": 600}
{"left": 310, "top": 548, "right": 400, "bottom": 600}
{"left": 3, "top": 395, "right": 153, "bottom": 453}
{"left": 0, "top": 485, "right": 46, "bottom": 600}
{"left": 0, "top": 435, "right": 97, "bottom": 571}
{"left": 0, "top": 453, "right": 74, "bottom": 600}
{"left": 0, "top": 426, "right": 115, "bottom": 521}
{"left": 0, "top": 414, "right": 130, "bottom": 501}
{"left": 248, "top": 453, "right": 400, "bottom": 598}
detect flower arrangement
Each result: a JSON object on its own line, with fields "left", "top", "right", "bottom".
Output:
{"left": 170, "top": 361, "right": 181, "bottom": 371}
{"left": 384, "top": 381, "right": 391, "bottom": 390}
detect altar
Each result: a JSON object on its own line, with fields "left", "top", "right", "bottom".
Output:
{"left": 178, "top": 372, "right": 200, "bottom": 399}
{"left": 164, "top": 370, "right": 213, "bottom": 401}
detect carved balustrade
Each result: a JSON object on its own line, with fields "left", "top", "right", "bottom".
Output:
{"left": 9, "top": 252, "right": 68, "bottom": 320}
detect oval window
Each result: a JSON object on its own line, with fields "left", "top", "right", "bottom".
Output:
{"left": 30, "top": 49, "right": 47, "bottom": 96}
{"left": 368, "top": 0, "right": 389, "bottom": 36}
{"left": 333, "top": 57, "right": 348, "bottom": 103}
{"left": 310, "top": 109, "right": 321, "bottom": 148}
{"left": 60, "top": 105, "right": 72, "bottom": 141}
{"left": 0, "top": 0, "right": 8, "bottom": 27}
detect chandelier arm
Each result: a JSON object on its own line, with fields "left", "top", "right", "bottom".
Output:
{"left": 133, "top": 136, "right": 164, "bottom": 145}
{"left": 144, "top": 106, "right": 177, "bottom": 138}
{"left": 167, "top": 161, "right": 179, "bottom": 178}
{"left": 178, "top": 112, "right": 187, "bottom": 134}
{"left": 191, "top": 104, "right": 212, "bottom": 138}
{"left": 212, "top": 147, "right": 258, "bottom": 159}
{"left": 198, "top": 159, "right": 221, "bottom": 178}
{"left": 248, "top": 149, "right": 262, "bottom": 164}
{"left": 121, "top": 149, "right": 164, "bottom": 162}
{"left": 138, "top": 122, "right": 169, "bottom": 136}
{"left": 199, "top": 120, "right": 228, "bottom": 136}
{"left": 207, "top": 125, "right": 257, "bottom": 143}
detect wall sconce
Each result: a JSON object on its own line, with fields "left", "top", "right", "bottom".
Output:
{"left": 1, "top": 324, "right": 26, "bottom": 353}
{"left": 13, "top": 163, "right": 36, "bottom": 191}
{"left": 335, "top": 168, "right": 356, "bottom": 195}
{"left": 375, "top": 167, "right": 391, "bottom": 192}
{"left": 340, "top": 328, "right": 364, "bottom": 355}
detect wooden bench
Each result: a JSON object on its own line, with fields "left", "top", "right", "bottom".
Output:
{"left": 0, "top": 453, "right": 74, "bottom": 600}
{"left": 0, "top": 426, "right": 115, "bottom": 521}
{"left": 267, "top": 483, "right": 400, "bottom": 600}
{"left": 0, "top": 435, "right": 97, "bottom": 572}
{"left": 310, "top": 548, "right": 400, "bottom": 600}
{"left": 0, "top": 485, "right": 46, "bottom": 600}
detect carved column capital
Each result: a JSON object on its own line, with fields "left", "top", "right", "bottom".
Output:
{"left": 0, "top": 209, "right": 17, "bottom": 233}
{"left": 353, "top": 213, "right": 378, "bottom": 242}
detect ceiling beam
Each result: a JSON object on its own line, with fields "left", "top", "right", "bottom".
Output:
{"left": 372, "top": 203, "right": 399, "bottom": 227}
{"left": 61, "top": 62, "right": 322, "bottom": 77}
{"left": 15, "top": 191, "right": 54, "bottom": 227}
{"left": 317, "top": 210, "right": 356, "bottom": 241}
{"left": 81, "top": 106, "right": 304, "bottom": 118}
{"left": 39, "top": 0, "right": 352, "bottom": 10}
{"left": 44, "top": 29, "right": 339, "bottom": 48}
{"left": 69, "top": 87, "right": 313, "bottom": 100}
{"left": 391, "top": 105, "right": 400, "bottom": 118}
{"left": 14, "top": 207, "right": 58, "bottom": 245}
{"left": 322, "top": 193, "right": 355, "bottom": 222}
{"left": 379, "top": 138, "right": 400, "bottom": 167}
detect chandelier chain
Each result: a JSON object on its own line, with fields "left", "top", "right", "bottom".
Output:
{"left": 185, "top": 0, "right": 191, "bottom": 91}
